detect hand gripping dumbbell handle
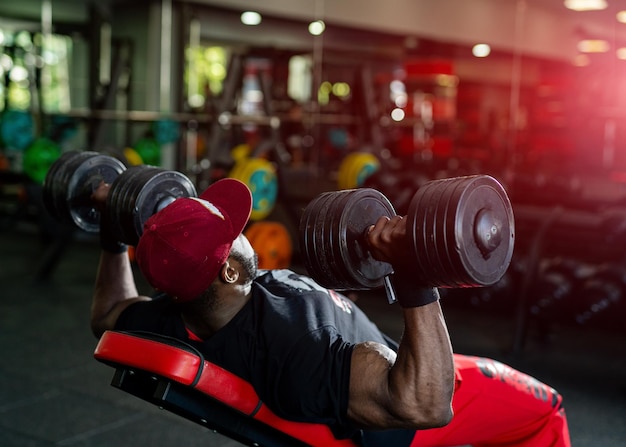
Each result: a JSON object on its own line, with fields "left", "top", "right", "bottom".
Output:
{"left": 363, "top": 222, "right": 439, "bottom": 308}
{"left": 359, "top": 225, "right": 397, "bottom": 304}
{"left": 91, "top": 181, "right": 111, "bottom": 208}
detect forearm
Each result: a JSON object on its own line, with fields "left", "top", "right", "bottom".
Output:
{"left": 91, "top": 250, "right": 148, "bottom": 337}
{"left": 389, "top": 300, "right": 455, "bottom": 426}
{"left": 347, "top": 297, "right": 455, "bottom": 429}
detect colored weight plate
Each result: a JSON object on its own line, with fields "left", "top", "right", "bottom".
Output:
{"left": 152, "top": 119, "right": 180, "bottom": 145}
{"left": 23, "top": 138, "right": 61, "bottom": 184}
{"left": 106, "top": 166, "right": 197, "bottom": 245}
{"left": 230, "top": 143, "right": 251, "bottom": 163}
{"left": 245, "top": 221, "right": 292, "bottom": 270}
{"left": 123, "top": 147, "right": 144, "bottom": 166}
{"left": 236, "top": 158, "right": 278, "bottom": 221}
{"left": 43, "top": 151, "right": 126, "bottom": 233}
{"left": 354, "top": 154, "right": 380, "bottom": 188}
{"left": 407, "top": 175, "right": 514, "bottom": 288}
{"left": 134, "top": 138, "right": 161, "bottom": 166}
{"left": 337, "top": 152, "right": 380, "bottom": 190}
{"left": 0, "top": 110, "right": 34, "bottom": 151}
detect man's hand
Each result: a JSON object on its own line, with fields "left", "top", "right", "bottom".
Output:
{"left": 366, "top": 215, "right": 412, "bottom": 268}
{"left": 91, "top": 181, "right": 111, "bottom": 208}
{"left": 91, "top": 181, "right": 126, "bottom": 254}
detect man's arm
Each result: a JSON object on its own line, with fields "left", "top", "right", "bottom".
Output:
{"left": 89, "top": 181, "right": 151, "bottom": 338}
{"left": 346, "top": 215, "right": 455, "bottom": 429}
{"left": 91, "top": 250, "right": 151, "bottom": 338}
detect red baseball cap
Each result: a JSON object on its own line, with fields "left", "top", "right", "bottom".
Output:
{"left": 135, "top": 178, "right": 253, "bottom": 302}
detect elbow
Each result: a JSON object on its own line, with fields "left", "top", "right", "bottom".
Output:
{"left": 91, "top": 322, "right": 104, "bottom": 339}
{"left": 90, "top": 317, "right": 108, "bottom": 339}
{"left": 401, "top": 400, "right": 453, "bottom": 429}
{"left": 391, "top": 386, "right": 454, "bottom": 429}
{"left": 423, "top": 404, "right": 453, "bottom": 428}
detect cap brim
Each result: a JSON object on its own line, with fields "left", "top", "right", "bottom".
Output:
{"left": 200, "top": 178, "right": 253, "bottom": 236}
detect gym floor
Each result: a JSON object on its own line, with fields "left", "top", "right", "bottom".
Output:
{"left": 1, "top": 215, "right": 625, "bottom": 446}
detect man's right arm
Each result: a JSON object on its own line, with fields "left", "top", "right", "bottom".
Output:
{"left": 90, "top": 181, "right": 151, "bottom": 338}
{"left": 91, "top": 250, "right": 151, "bottom": 338}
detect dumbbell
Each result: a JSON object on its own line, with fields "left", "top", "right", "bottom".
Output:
{"left": 43, "top": 151, "right": 197, "bottom": 246}
{"left": 299, "top": 175, "right": 515, "bottom": 302}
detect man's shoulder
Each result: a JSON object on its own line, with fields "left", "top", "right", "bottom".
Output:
{"left": 254, "top": 270, "right": 344, "bottom": 304}
{"left": 252, "top": 270, "right": 357, "bottom": 336}
{"left": 115, "top": 293, "right": 184, "bottom": 335}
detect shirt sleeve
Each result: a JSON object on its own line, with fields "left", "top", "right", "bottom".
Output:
{"left": 265, "top": 326, "right": 357, "bottom": 438}
{"left": 114, "top": 297, "right": 187, "bottom": 340}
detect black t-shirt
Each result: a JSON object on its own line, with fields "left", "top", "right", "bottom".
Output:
{"left": 115, "top": 269, "right": 405, "bottom": 441}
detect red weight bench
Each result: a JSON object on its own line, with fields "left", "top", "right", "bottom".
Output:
{"left": 94, "top": 330, "right": 358, "bottom": 447}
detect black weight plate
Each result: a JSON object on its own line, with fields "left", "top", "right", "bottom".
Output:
{"left": 325, "top": 190, "right": 362, "bottom": 289}
{"left": 407, "top": 178, "right": 442, "bottom": 287}
{"left": 133, "top": 170, "right": 197, "bottom": 241}
{"left": 336, "top": 188, "right": 395, "bottom": 289}
{"left": 42, "top": 151, "right": 126, "bottom": 232}
{"left": 105, "top": 166, "right": 147, "bottom": 244}
{"left": 451, "top": 175, "right": 514, "bottom": 286}
{"left": 43, "top": 151, "right": 87, "bottom": 221}
{"left": 299, "top": 191, "right": 341, "bottom": 288}
{"left": 407, "top": 175, "right": 515, "bottom": 288}
{"left": 422, "top": 177, "right": 456, "bottom": 287}
{"left": 433, "top": 177, "right": 474, "bottom": 287}
{"left": 107, "top": 166, "right": 197, "bottom": 246}
{"left": 68, "top": 154, "right": 126, "bottom": 232}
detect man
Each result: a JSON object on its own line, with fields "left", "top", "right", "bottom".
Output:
{"left": 91, "top": 178, "right": 571, "bottom": 446}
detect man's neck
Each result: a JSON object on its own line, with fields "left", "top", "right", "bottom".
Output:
{"left": 182, "top": 286, "right": 251, "bottom": 339}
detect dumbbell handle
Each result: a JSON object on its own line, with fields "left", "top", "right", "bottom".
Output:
{"left": 383, "top": 275, "right": 397, "bottom": 304}
{"left": 92, "top": 180, "right": 177, "bottom": 214}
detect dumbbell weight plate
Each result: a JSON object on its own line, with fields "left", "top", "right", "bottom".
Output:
{"left": 106, "top": 166, "right": 197, "bottom": 246}
{"left": 300, "top": 191, "right": 340, "bottom": 288}
{"left": 335, "top": 188, "right": 395, "bottom": 289}
{"left": 407, "top": 175, "right": 514, "bottom": 287}
{"left": 43, "top": 151, "right": 126, "bottom": 232}
{"left": 299, "top": 188, "right": 395, "bottom": 290}
{"left": 410, "top": 174, "right": 454, "bottom": 286}
{"left": 323, "top": 190, "right": 360, "bottom": 289}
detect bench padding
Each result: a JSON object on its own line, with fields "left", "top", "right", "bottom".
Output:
{"left": 94, "top": 330, "right": 357, "bottom": 447}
